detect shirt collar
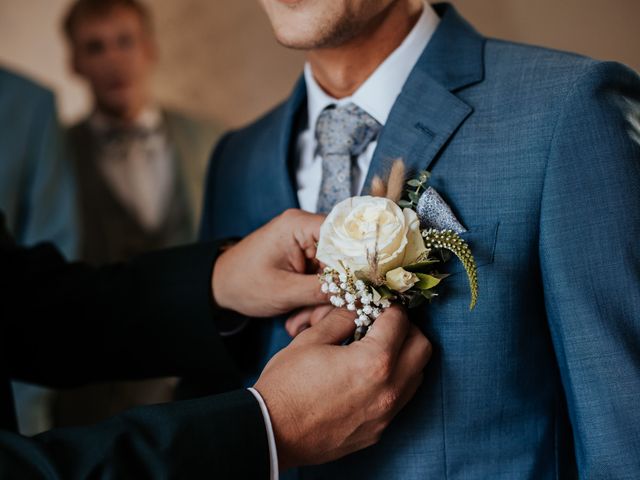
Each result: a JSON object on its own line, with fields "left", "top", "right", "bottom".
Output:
{"left": 304, "top": 1, "right": 439, "bottom": 130}
{"left": 89, "top": 105, "right": 163, "bottom": 134}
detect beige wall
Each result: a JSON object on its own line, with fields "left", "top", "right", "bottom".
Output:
{"left": 0, "top": 0, "right": 638, "bottom": 128}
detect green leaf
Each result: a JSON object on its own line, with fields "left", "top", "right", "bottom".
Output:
{"left": 421, "top": 290, "right": 438, "bottom": 301}
{"left": 377, "top": 285, "right": 394, "bottom": 299}
{"left": 370, "top": 287, "right": 382, "bottom": 303}
{"left": 407, "top": 293, "right": 426, "bottom": 308}
{"left": 403, "top": 259, "right": 440, "bottom": 272}
{"left": 415, "top": 273, "right": 442, "bottom": 290}
{"left": 398, "top": 200, "right": 413, "bottom": 209}
{"left": 431, "top": 273, "right": 450, "bottom": 280}
{"left": 408, "top": 191, "right": 420, "bottom": 202}
{"left": 406, "top": 179, "right": 422, "bottom": 187}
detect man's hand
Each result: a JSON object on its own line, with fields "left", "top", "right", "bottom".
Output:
{"left": 253, "top": 306, "right": 432, "bottom": 470}
{"left": 285, "top": 304, "right": 334, "bottom": 337}
{"left": 212, "top": 209, "right": 327, "bottom": 317}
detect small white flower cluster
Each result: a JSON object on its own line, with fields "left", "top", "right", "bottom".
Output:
{"left": 320, "top": 268, "right": 392, "bottom": 339}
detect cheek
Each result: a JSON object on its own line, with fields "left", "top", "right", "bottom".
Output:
{"left": 86, "top": 65, "right": 112, "bottom": 89}
{"left": 83, "top": 58, "right": 120, "bottom": 85}
{"left": 130, "top": 55, "right": 153, "bottom": 79}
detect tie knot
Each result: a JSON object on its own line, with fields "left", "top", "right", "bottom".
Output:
{"left": 315, "top": 103, "right": 381, "bottom": 157}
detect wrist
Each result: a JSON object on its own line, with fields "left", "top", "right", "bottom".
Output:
{"left": 253, "top": 382, "right": 297, "bottom": 471}
{"left": 247, "top": 387, "right": 280, "bottom": 479}
{"left": 211, "top": 249, "right": 230, "bottom": 309}
{"left": 211, "top": 241, "right": 238, "bottom": 310}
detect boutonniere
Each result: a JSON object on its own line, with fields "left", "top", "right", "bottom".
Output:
{"left": 317, "top": 160, "right": 478, "bottom": 340}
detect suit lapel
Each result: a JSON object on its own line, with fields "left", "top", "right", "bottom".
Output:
{"left": 363, "top": 3, "right": 486, "bottom": 192}
{"left": 254, "top": 77, "right": 306, "bottom": 223}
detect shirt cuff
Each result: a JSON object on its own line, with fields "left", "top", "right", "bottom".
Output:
{"left": 218, "top": 318, "right": 249, "bottom": 337}
{"left": 247, "top": 387, "right": 279, "bottom": 480}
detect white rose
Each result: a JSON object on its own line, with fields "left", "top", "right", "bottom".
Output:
{"left": 316, "top": 196, "right": 427, "bottom": 281}
{"left": 386, "top": 267, "right": 420, "bottom": 293}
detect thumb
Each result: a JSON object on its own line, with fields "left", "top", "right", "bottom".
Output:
{"left": 295, "top": 307, "right": 356, "bottom": 346}
{"left": 293, "top": 211, "right": 326, "bottom": 252}
{"left": 278, "top": 271, "right": 328, "bottom": 309}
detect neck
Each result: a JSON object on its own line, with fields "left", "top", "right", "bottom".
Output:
{"left": 307, "top": 0, "right": 423, "bottom": 99}
{"left": 95, "top": 98, "right": 149, "bottom": 126}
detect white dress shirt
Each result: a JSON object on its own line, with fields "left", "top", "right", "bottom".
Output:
{"left": 248, "top": 387, "right": 279, "bottom": 480}
{"left": 296, "top": 1, "right": 439, "bottom": 213}
{"left": 89, "top": 107, "right": 175, "bottom": 231}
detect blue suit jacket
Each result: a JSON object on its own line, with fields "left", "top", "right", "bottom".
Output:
{"left": 201, "top": 4, "right": 640, "bottom": 478}
{"left": 0, "top": 67, "right": 78, "bottom": 260}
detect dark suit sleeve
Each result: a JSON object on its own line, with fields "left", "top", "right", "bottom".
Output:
{"left": 539, "top": 62, "right": 640, "bottom": 477}
{"left": 197, "top": 132, "right": 253, "bottom": 341}
{"left": 0, "top": 389, "right": 270, "bottom": 479}
{"left": 1, "top": 218, "right": 239, "bottom": 388}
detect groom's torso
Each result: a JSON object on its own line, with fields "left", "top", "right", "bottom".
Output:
{"left": 200, "top": 5, "right": 591, "bottom": 478}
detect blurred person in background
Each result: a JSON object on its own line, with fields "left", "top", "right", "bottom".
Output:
{"left": 0, "top": 66, "right": 78, "bottom": 436}
{"left": 56, "top": 0, "right": 221, "bottom": 428}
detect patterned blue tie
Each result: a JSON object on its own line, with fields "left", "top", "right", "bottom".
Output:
{"left": 315, "top": 103, "right": 382, "bottom": 214}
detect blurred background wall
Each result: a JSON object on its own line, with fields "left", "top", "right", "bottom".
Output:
{"left": 0, "top": 0, "right": 638, "bottom": 129}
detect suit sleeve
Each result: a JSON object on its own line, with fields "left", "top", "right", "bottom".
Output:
{"left": 19, "top": 88, "right": 78, "bottom": 260}
{"left": 0, "top": 389, "right": 270, "bottom": 479}
{"left": 1, "top": 223, "right": 240, "bottom": 388}
{"left": 197, "top": 132, "right": 252, "bottom": 339}
{"left": 539, "top": 61, "right": 640, "bottom": 478}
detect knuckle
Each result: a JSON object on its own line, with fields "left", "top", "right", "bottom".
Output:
{"left": 362, "top": 433, "right": 381, "bottom": 450}
{"left": 291, "top": 327, "right": 313, "bottom": 345}
{"left": 423, "top": 337, "right": 433, "bottom": 360}
{"left": 375, "top": 417, "right": 391, "bottom": 436}
{"left": 267, "top": 292, "right": 288, "bottom": 313}
{"left": 377, "top": 387, "right": 401, "bottom": 414}
{"left": 370, "top": 429, "right": 384, "bottom": 446}
{"left": 385, "top": 304, "right": 408, "bottom": 323}
{"left": 331, "top": 307, "right": 354, "bottom": 321}
{"left": 363, "top": 422, "right": 387, "bottom": 449}
{"left": 370, "top": 351, "right": 394, "bottom": 382}
{"left": 353, "top": 351, "right": 373, "bottom": 376}
{"left": 421, "top": 337, "right": 433, "bottom": 367}
{"left": 281, "top": 208, "right": 299, "bottom": 221}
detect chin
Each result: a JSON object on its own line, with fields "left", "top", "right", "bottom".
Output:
{"left": 272, "top": 20, "right": 345, "bottom": 50}
{"left": 98, "top": 97, "right": 135, "bottom": 119}
{"left": 263, "top": 0, "right": 345, "bottom": 49}
{"left": 273, "top": 29, "right": 320, "bottom": 49}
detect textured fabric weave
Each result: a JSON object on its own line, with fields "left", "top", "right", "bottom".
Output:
{"left": 315, "top": 103, "right": 381, "bottom": 213}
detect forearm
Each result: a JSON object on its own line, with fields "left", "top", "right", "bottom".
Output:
{"left": 3, "top": 239, "right": 238, "bottom": 387}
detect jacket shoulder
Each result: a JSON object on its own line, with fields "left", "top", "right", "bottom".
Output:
{"left": 477, "top": 38, "right": 639, "bottom": 115}
{"left": 214, "top": 99, "right": 292, "bottom": 159}
{"left": 0, "top": 68, "right": 56, "bottom": 125}
{"left": 163, "top": 109, "right": 222, "bottom": 139}
{"left": 0, "top": 68, "right": 53, "bottom": 100}
{"left": 483, "top": 38, "right": 637, "bottom": 85}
